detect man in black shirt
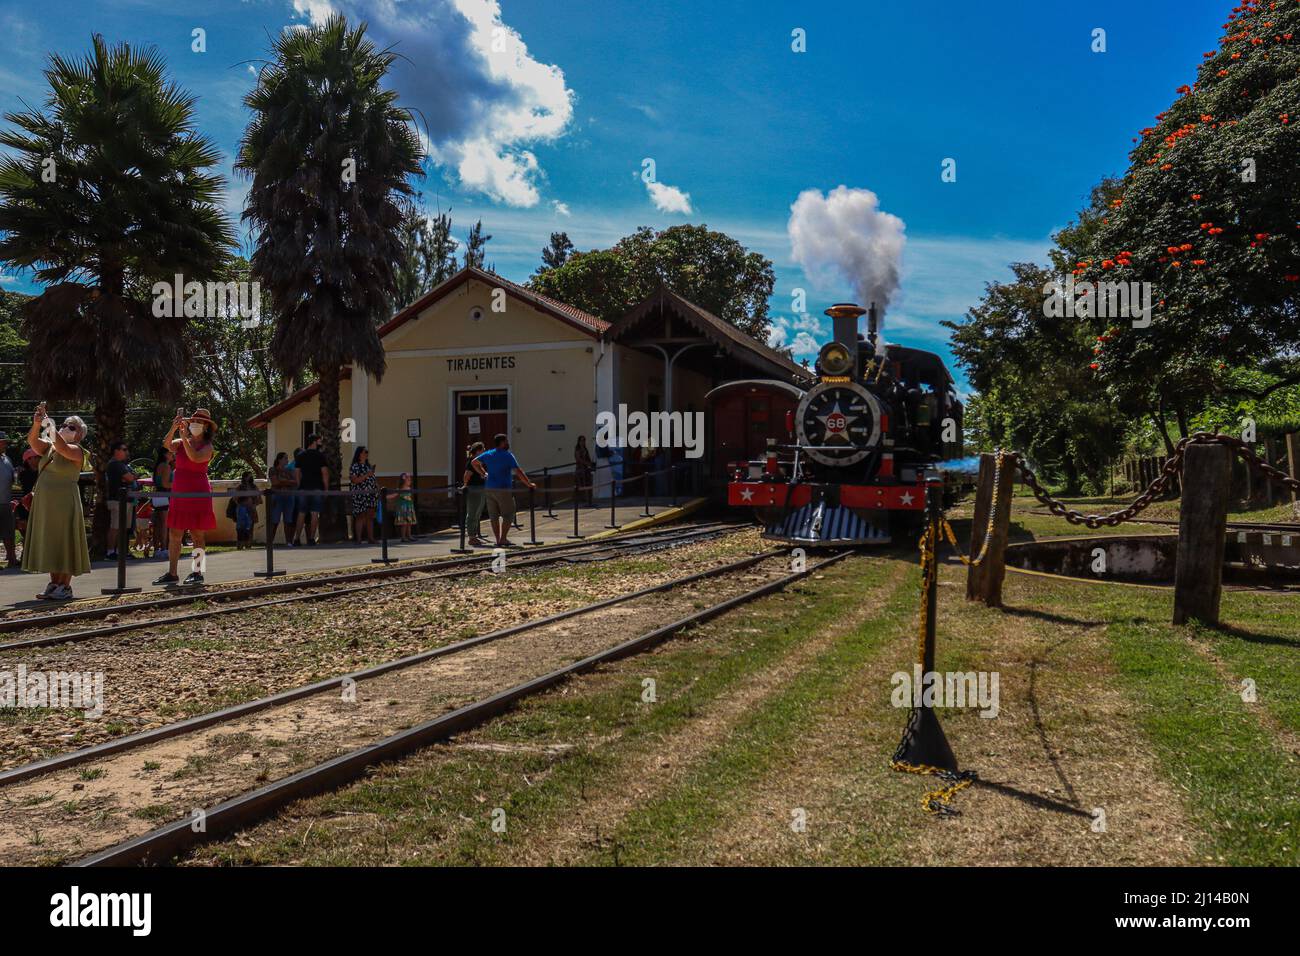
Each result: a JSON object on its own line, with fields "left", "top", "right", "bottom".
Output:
{"left": 105, "top": 442, "right": 138, "bottom": 559}
{"left": 292, "top": 433, "right": 330, "bottom": 546}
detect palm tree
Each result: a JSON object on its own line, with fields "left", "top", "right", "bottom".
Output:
{"left": 0, "top": 35, "right": 233, "bottom": 551}
{"left": 238, "top": 15, "right": 422, "bottom": 536}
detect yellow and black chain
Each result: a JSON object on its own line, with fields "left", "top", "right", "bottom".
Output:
{"left": 888, "top": 512, "right": 976, "bottom": 815}
{"left": 1016, "top": 432, "right": 1300, "bottom": 529}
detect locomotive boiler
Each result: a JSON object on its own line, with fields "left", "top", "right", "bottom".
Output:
{"left": 711, "top": 301, "right": 964, "bottom": 546}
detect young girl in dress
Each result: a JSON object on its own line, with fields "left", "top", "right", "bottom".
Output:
{"left": 393, "top": 472, "right": 417, "bottom": 541}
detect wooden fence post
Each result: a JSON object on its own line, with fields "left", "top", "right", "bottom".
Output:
{"left": 966, "top": 452, "right": 1015, "bottom": 607}
{"left": 1172, "top": 443, "right": 1230, "bottom": 626}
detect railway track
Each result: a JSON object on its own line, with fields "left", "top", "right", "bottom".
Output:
{"left": 0, "top": 522, "right": 742, "bottom": 652}
{"left": 0, "top": 545, "right": 848, "bottom": 866}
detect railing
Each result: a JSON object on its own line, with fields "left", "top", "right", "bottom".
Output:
{"left": 92, "top": 459, "right": 704, "bottom": 597}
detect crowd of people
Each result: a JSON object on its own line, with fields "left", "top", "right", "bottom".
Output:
{"left": 2, "top": 412, "right": 585, "bottom": 601}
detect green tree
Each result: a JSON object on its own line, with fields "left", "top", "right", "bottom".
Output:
{"left": 182, "top": 257, "right": 286, "bottom": 477}
{"left": 463, "top": 219, "right": 492, "bottom": 270}
{"left": 1082, "top": 0, "right": 1300, "bottom": 419}
{"left": 0, "top": 289, "right": 31, "bottom": 429}
{"left": 530, "top": 224, "right": 775, "bottom": 339}
{"left": 537, "top": 231, "right": 574, "bottom": 273}
{"left": 238, "top": 15, "right": 422, "bottom": 533}
{"left": 395, "top": 196, "right": 458, "bottom": 308}
{"left": 945, "top": 261, "right": 1124, "bottom": 494}
{"left": 0, "top": 35, "right": 234, "bottom": 550}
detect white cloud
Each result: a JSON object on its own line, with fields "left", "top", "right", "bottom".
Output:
{"left": 766, "top": 315, "right": 823, "bottom": 356}
{"left": 789, "top": 331, "right": 820, "bottom": 356}
{"left": 291, "top": 0, "right": 575, "bottom": 208}
{"left": 645, "top": 180, "right": 692, "bottom": 215}
{"left": 551, "top": 200, "right": 571, "bottom": 217}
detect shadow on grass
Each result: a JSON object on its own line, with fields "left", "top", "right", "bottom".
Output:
{"left": 972, "top": 778, "right": 1092, "bottom": 818}
{"left": 1204, "top": 621, "right": 1300, "bottom": 650}
{"left": 1000, "top": 604, "right": 1106, "bottom": 629}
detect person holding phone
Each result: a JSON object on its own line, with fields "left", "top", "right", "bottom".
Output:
{"left": 22, "top": 403, "right": 91, "bottom": 600}
{"left": 154, "top": 408, "right": 217, "bottom": 587}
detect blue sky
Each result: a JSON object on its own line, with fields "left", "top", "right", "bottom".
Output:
{"left": 0, "top": 0, "right": 1230, "bottom": 391}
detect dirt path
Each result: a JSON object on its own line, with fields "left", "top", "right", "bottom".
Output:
{"left": 677, "top": 569, "right": 1198, "bottom": 865}
{"left": 502, "top": 557, "right": 911, "bottom": 865}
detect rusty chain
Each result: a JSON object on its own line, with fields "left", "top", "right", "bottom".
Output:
{"left": 1014, "top": 432, "right": 1300, "bottom": 529}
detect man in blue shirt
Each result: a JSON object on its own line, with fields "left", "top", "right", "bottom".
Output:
{"left": 472, "top": 433, "right": 536, "bottom": 547}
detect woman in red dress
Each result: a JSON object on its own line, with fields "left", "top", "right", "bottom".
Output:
{"left": 154, "top": 408, "right": 217, "bottom": 587}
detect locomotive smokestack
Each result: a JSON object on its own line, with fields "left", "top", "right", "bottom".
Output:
{"left": 825, "top": 302, "right": 865, "bottom": 376}
{"left": 868, "top": 301, "right": 884, "bottom": 357}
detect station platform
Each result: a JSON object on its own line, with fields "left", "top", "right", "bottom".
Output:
{"left": 0, "top": 499, "right": 709, "bottom": 611}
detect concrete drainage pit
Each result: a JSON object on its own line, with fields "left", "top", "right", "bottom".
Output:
{"left": 1005, "top": 532, "right": 1300, "bottom": 588}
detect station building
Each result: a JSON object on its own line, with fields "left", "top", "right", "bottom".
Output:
{"left": 248, "top": 266, "right": 809, "bottom": 503}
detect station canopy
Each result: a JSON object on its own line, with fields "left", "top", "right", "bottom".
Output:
{"left": 603, "top": 285, "right": 813, "bottom": 388}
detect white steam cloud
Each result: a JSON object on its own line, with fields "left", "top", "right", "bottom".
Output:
{"left": 291, "top": 0, "right": 574, "bottom": 208}
{"left": 787, "top": 186, "right": 906, "bottom": 312}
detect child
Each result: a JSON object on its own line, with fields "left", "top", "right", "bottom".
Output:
{"left": 394, "top": 472, "right": 417, "bottom": 541}
{"left": 134, "top": 500, "right": 154, "bottom": 557}
{"left": 234, "top": 473, "right": 260, "bottom": 550}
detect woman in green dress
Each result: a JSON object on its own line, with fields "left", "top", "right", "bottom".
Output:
{"left": 22, "top": 403, "right": 91, "bottom": 601}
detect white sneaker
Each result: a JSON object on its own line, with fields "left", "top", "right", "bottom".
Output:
{"left": 49, "top": 584, "right": 74, "bottom": 601}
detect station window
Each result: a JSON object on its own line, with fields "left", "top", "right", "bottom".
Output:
{"left": 458, "top": 391, "right": 508, "bottom": 413}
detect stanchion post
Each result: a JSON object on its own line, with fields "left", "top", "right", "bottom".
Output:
{"left": 670, "top": 463, "right": 679, "bottom": 508}
{"left": 891, "top": 480, "right": 959, "bottom": 772}
{"left": 528, "top": 485, "right": 541, "bottom": 545}
{"left": 1172, "top": 443, "right": 1230, "bottom": 625}
{"left": 254, "top": 488, "right": 285, "bottom": 578}
{"left": 568, "top": 479, "right": 583, "bottom": 538}
{"left": 606, "top": 475, "right": 619, "bottom": 529}
{"left": 101, "top": 493, "right": 142, "bottom": 594}
{"left": 642, "top": 470, "right": 652, "bottom": 517}
{"left": 543, "top": 467, "right": 554, "bottom": 518}
{"left": 450, "top": 486, "right": 471, "bottom": 554}
{"left": 372, "top": 489, "right": 393, "bottom": 564}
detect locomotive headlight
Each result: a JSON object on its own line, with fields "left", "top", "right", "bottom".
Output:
{"left": 818, "top": 342, "right": 853, "bottom": 377}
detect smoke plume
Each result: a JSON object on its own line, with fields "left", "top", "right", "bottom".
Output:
{"left": 787, "top": 186, "right": 906, "bottom": 312}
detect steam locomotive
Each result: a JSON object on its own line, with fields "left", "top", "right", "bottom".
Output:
{"left": 710, "top": 302, "right": 964, "bottom": 546}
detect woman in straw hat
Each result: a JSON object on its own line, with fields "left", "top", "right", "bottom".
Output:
{"left": 22, "top": 403, "right": 91, "bottom": 600}
{"left": 154, "top": 407, "right": 217, "bottom": 587}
